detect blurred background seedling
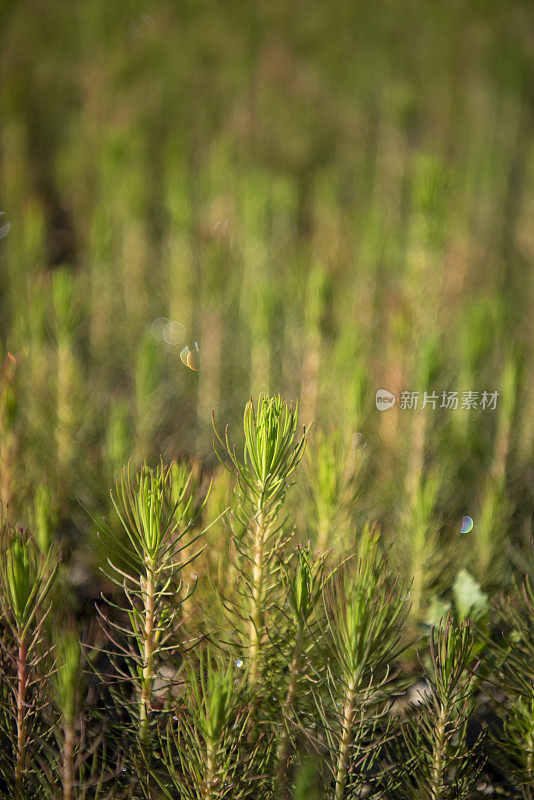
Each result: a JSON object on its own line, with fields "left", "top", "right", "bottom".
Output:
{"left": 0, "top": 0, "right": 533, "bottom": 794}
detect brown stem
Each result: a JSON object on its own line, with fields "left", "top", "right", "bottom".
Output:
{"left": 334, "top": 677, "right": 356, "bottom": 800}
{"left": 204, "top": 737, "right": 217, "bottom": 800}
{"left": 523, "top": 723, "right": 533, "bottom": 800}
{"left": 276, "top": 626, "right": 304, "bottom": 798}
{"left": 139, "top": 565, "right": 155, "bottom": 742}
{"left": 15, "top": 631, "right": 28, "bottom": 799}
{"left": 430, "top": 702, "right": 446, "bottom": 800}
{"left": 63, "top": 722, "right": 75, "bottom": 800}
{"left": 248, "top": 508, "right": 265, "bottom": 690}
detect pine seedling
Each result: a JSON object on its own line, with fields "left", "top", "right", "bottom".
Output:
{"left": 404, "top": 336, "right": 441, "bottom": 500}
{"left": 276, "top": 544, "right": 326, "bottom": 797}
{"left": 470, "top": 475, "right": 510, "bottom": 588}
{"left": 105, "top": 398, "right": 131, "bottom": 480}
{"left": 468, "top": 356, "right": 517, "bottom": 587}
{"left": 37, "top": 622, "right": 119, "bottom": 800}
{"left": 292, "top": 757, "right": 322, "bottom": 800}
{"left": 0, "top": 352, "right": 18, "bottom": 509}
{"left": 300, "top": 259, "right": 329, "bottom": 426}
{"left": 330, "top": 330, "right": 369, "bottom": 435}
{"left": 0, "top": 519, "right": 58, "bottom": 799}
{"left": 201, "top": 465, "right": 235, "bottom": 592}
{"left": 158, "top": 647, "right": 255, "bottom": 800}
{"left": 239, "top": 169, "right": 276, "bottom": 400}
{"left": 486, "top": 579, "right": 534, "bottom": 798}
{"left": 398, "top": 614, "right": 483, "bottom": 800}
{"left": 212, "top": 394, "right": 306, "bottom": 695}
{"left": 33, "top": 485, "right": 56, "bottom": 554}
{"left": 491, "top": 356, "right": 518, "bottom": 484}
{"left": 169, "top": 460, "right": 201, "bottom": 534}
{"left": 309, "top": 547, "right": 407, "bottom": 799}
{"left": 169, "top": 460, "right": 207, "bottom": 626}
{"left": 92, "top": 461, "right": 204, "bottom": 759}
{"left": 305, "top": 429, "right": 364, "bottom": 553}
{"left": 51, "top": 268, "right": 82, "bottom": 504}
{"left": 134, "top": 332, "right": 163, "bottom": 463}
{"left": 52, "top": 628, "right": 83, "bottom": 800}
{"left": 397, "top": 470, "right": 443, "bottom": 628}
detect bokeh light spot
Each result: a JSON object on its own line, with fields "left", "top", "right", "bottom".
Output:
{"left": 0, "top": 212, "right": 11, "bottom": 239}
{"left": 163, "top": 320, "right": 186, "bottom": 346}
{"left": 180, "top": 342, "right": 199, "bottom": 371}
{"left": 460, "top": 515, "right": 474, "bottom": 534}
{"left": 352, "top": 432, "right": 367, "bottom": 450}
{"left": 150, "top": 317, "right": 169, "bottom": 341}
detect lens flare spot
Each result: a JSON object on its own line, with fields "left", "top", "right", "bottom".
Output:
{"left": 150, "top": 317, "right": 169, "bottom": 341}
{"left": 0, "top": 213, "right": 11, "bottom": 240}
{"left": 352, "top": 432, "right": 367, "bottom": 450}
{"left": 180, "top": 342, "right": 199, "bottom": 371}
{"left": 460, "top": 515, "right": 474, "bottom": 534}
{"left": 163, "top": 320, "right": 186, "bottom": 346}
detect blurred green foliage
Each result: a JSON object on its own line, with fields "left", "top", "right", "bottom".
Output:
{"left": 0, "top": 3, "right": 533, "bottom": 794}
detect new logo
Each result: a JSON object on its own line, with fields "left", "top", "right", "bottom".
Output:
{"left": 375, "top": 389, "right": 397, "bottom": 411}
